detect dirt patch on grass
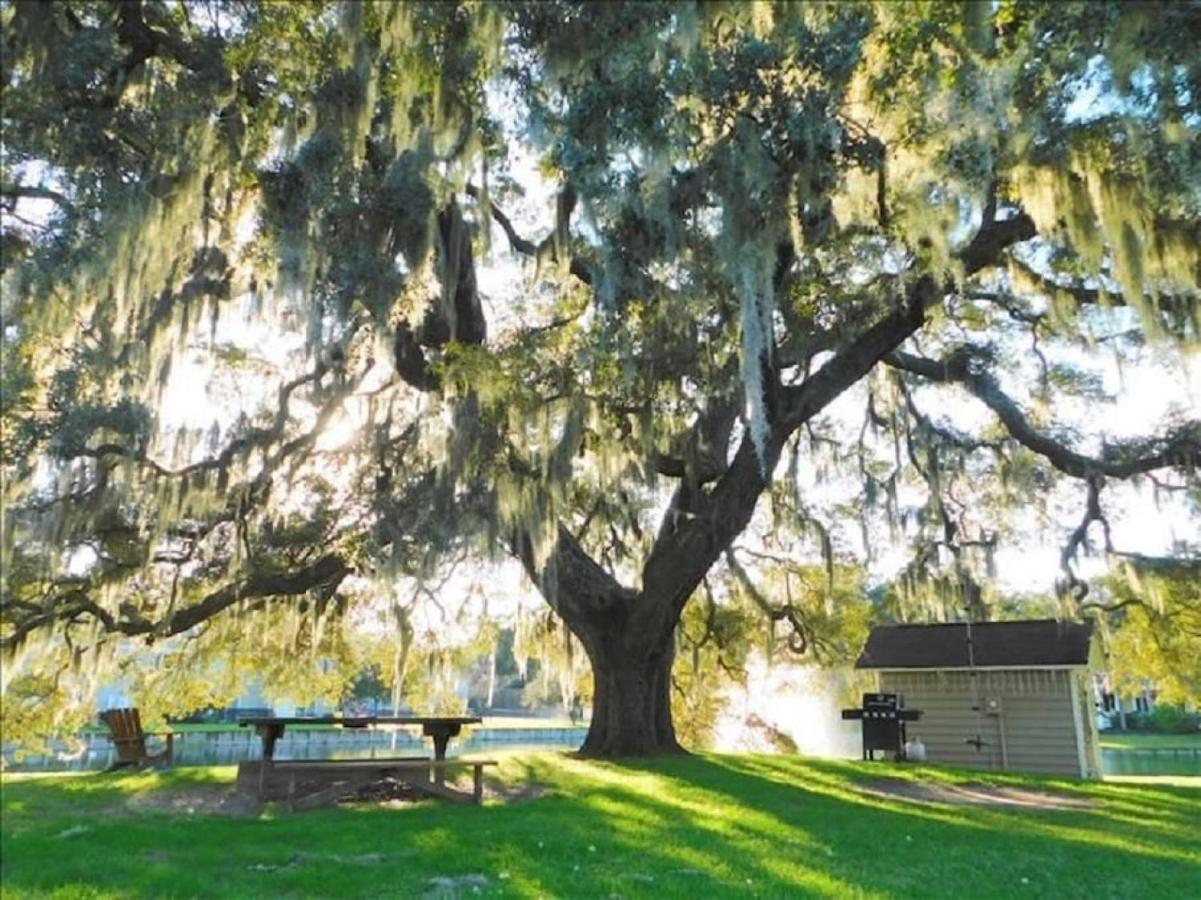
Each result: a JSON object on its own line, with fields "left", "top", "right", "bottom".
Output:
{"left": 860, "top": 778, "right": 1097, "bottom": 811}
{"left": 246, "top": 850, "right": 403, "bottom": 871}
{"left": 276, "top": 774, "right": 549, "bottom": 810}
{"left": 347, "top": 776, "right": 548, "bottom": 807}
{"left": 119, "top": 775, "right": 547, "bottom": 816}
{"left": 126, "top": 786, "right": 262, "bottom": 817}
{"left": 337, "top": 773, "right": 549, "bottom": 806}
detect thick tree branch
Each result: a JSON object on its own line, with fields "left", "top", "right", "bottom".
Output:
{"left": 1, "top": 182, "right": 70, "bottom": 208}
{"left": 100, "top": 0, "right": 228, "bottom": 109}
{"left": 781, "top": 275, "right": 937, "bottom": 430}
{"left": 146, "top": 553, "right": 351, "bottom": 638}
{"left": 886, "top": 348, "right": 1201, "bottom": 478}
{"left": 392, "top": 201, "right": 487, "bottom": 391}
{"left": 958, "top": 212, "right": 1036, "bottom": 274}
{"left": 1006, "top": 255, "right": 1197, "bottom": 321}
{"left": 0, "top": 553, "right": 350, "bottom": 651}
{"left": 74, "top": 359, "right": 336, "bottom": 477}
{"left": 467, "top": 184, "right": 593, "bottom": 285}
{"left": 638, "top": 202, "right": 1040, "bottom": 637}
{"left": 513, "top": 524, "right": 637, "bottom": 642}
{"left": 650, "top": 395, "right": 740, "bottom": 485}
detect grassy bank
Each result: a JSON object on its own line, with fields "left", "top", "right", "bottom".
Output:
{"left": 2, "top": 754, "right": 1198, "bottom": 898}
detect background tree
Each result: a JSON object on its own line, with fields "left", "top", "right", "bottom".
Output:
{"left": 1093, "top": 560, "right": 1201, "bottom": 708}
{"left": 2, "top": 1, "right": 1199, "bottom": 753}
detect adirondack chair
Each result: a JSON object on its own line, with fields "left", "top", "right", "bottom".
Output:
{"left": 99, "top": 708, "right": 175, "bottom": 769}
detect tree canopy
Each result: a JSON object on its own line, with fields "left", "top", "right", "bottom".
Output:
{"left": 2, "top": 0, "right": 1199, "bottom": 752}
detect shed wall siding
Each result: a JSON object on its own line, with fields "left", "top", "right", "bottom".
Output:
{"left": 881, "top": 670, "right": 1082, "bottom": 777}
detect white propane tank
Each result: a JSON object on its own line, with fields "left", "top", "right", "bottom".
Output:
{"left": 908, "top": 736, "right": 927, "bottom": 762}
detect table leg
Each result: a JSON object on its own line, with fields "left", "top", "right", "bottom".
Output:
{"left": 423, "top": 723, "right": 462, "bottom": 786}
{"left": 256, "top": 724, "right": 284, "bottom": 796}
{"left": 432, "top": 731, "right": 449, "bottom": 785}
{"left": 431, "top": 732, "right": 450, "bottom": 760}
{"left": 261, "top": 724, "right": 283, "bottom": 761}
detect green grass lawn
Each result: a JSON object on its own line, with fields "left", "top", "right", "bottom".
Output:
{"left": 1099, "top": 731, "right": 1201, "bottom": 750}
{"left": 2, "top": 753, "right": 1198, "bottom": 898}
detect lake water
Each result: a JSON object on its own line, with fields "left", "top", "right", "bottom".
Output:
{"left": 1100, "top": 747, "right": 1201, "bottom": 776}
{"left": 6, "top": 730, "right": 1198, "bottom": 777}
{"left": 2, "top": 726, "right": 589, "bottom": 772}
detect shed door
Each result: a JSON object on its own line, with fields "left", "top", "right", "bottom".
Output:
{"left": 882, "top": 672, "right": 1005, "bottom": 771}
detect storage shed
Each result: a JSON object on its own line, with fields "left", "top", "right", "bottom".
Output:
{"left": 855, "top": 620, "right": 1102, "bottom": 779}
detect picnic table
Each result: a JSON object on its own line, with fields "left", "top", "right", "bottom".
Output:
{"left": 235, "top": 715, "right": 489, "bottom": 808}
{"left": 237, "top": 715, "right": 480, "bottom": 764}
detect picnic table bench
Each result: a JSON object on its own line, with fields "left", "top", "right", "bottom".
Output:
{"left": 272, "top": 758, "right": 498, "bottom": 810}
{"left": 235, "top": 715, "right": 488, "bottom": 807}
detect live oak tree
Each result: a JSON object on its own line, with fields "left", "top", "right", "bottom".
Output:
{"left": 3, "top": 1, "right": 1199, "bottom": 752}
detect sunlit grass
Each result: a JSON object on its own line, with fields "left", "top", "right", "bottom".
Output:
{"left": 1106, "top": 774, "right": 1201, "bottom": 787}
{"left": 2, "top": 753, "right": 1198, "bottom": 898}
{"left": 1099, "top": 731, "right": 1201, "bottom": 750}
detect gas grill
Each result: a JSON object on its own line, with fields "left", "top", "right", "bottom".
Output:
{"left": 841, "top": 692, "right": 922, "bottom": 760}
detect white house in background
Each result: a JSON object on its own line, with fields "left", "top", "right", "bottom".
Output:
{"left": 855, "top": 620, "right": 1103, "bottom": 779}
{"left": 1093, "top": 672, "right": 1159, "bottom": 730}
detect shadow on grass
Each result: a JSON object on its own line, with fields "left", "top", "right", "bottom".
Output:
{"left": 561, "top": 753, "right": 1201, "bottom": 895}
{"left": 1, "top": 754, "right": 1198, "bottom": 898}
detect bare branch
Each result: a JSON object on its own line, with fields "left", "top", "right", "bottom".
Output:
{"left": 73, "top": 347, "right": 360, "bottom": 478}
{"left": 725, "top": 549, "right": 810, "bottom": 655}
{"left": 466, "top": 184, "right": 593, "bottom": 285}
{"left": 0, "top": 182, "right": 70, "bottom": 208}
{"left": 1058, "top": 476, "right": 1111, "bottom": 599}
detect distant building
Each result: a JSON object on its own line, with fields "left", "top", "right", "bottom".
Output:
{"left": 855, "top": 620, "right": 1102, "bottom": 779}
{"left": 1093, "top": 672, "right": 1158, "bottom": 730}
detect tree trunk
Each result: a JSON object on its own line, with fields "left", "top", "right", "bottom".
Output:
{"left": 485, "top": 642, "right": 497, "bottom": 710}
{"left": 390, "top": 604, "right": 414, "bottom": 717}
{"left": 578, "top": 631, "right": 683, "bottom": 757}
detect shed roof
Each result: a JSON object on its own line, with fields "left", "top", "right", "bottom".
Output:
{"left": 855, "top": 619, "right": 1094, "bottom": 669}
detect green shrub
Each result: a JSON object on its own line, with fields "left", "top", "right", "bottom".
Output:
{"left": 1143, "top": 705, "right": 1200, "bottom": 734}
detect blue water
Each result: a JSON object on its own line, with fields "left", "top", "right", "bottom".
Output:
{"left": 1100, "top": 747, "right": 1201, "bottom": 776}
{"left": 7, "top": 731, "right": 1197, "bottom": 776}
{"left": 1, "top": 727, "right": 589, "bottom": 772}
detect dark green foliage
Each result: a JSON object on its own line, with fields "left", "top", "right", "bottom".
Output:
{"left": 380, "top": 150, "right": 435, "bottom": 269}
{"left": 1137, "top": 706, "right": 1201, "bottom": 735}
{"left": 47, "top": 399, "right": 152, "bottom": 460}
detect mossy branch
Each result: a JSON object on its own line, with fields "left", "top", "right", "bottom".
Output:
{"left": 886, "top": 348, "right": 1201, "bottom": 479}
